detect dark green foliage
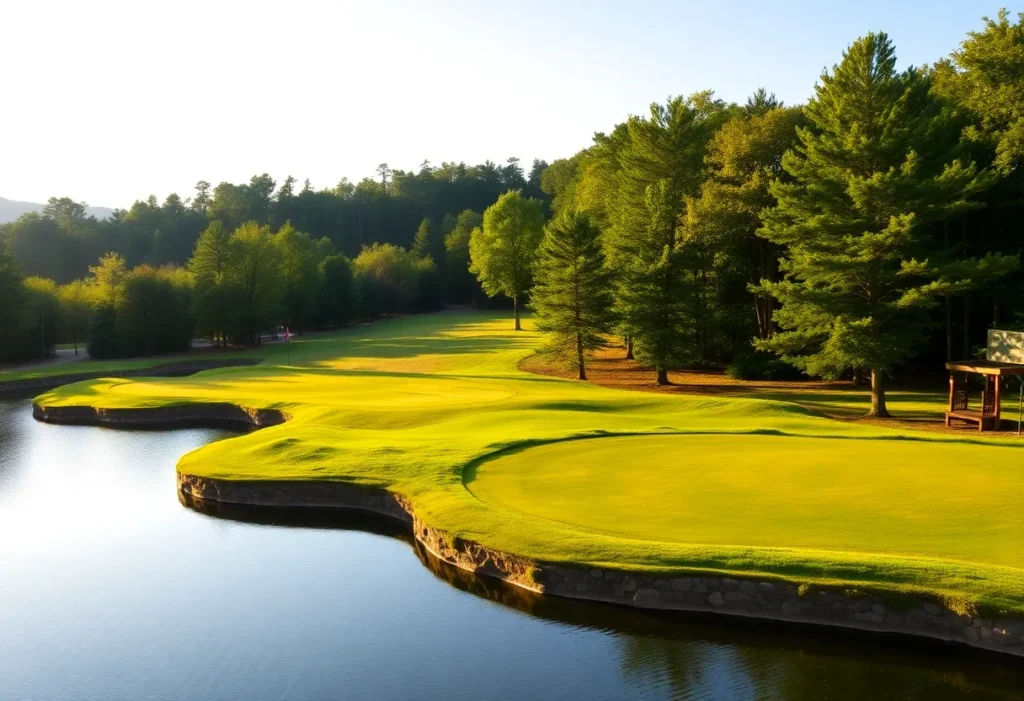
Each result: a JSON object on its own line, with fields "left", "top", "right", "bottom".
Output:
{"left": 88, "top": 266, "right": 192, "bottom": 358}
{"left": 531, "top": 212, "right": 614, "bottom": 379}
{"left": 87, "top": 305, "right": 119, "bottom": 359}
{"left": 443, "top": 210, "right": 483, "bottom": 305}
{"left": 317, "top": 254, "right": 355, "bottom": 326}
{"left": 725, "top": 350, "right": 803, "bottom": 381}
{"left": 754, "top": 33, "right": 1016, "bottom": 416}
{"left": 605, "top": 94, "right": 731, "bottom": 382}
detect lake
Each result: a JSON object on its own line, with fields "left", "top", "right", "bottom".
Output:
{"left": 1, "top": 397, "right": 1022, "bottom": 700}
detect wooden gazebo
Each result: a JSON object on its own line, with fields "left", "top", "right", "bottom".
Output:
{"left": 945, "top": 330, "right": 1024, "bottom": 432}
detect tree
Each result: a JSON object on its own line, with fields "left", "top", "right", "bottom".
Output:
{"left": 755, "top": 33, "right": 1013, "bottom": 417}
{"left": 532, "top": 212, "right": 614, "bottom": 379}
{"left": 684, "top": 103, "right": 805, "bottom": 342}
{"left": 318, "top": 254, "right": 355, "bottom": 326}
{"left": 275, "top": 223, "right": 321, "bottom": 332}
{"left": 189, "top": 221, "right": 236, "bottom": 345}
{"left": 192, "top": 181, "right": 212, "bottom": 214}
{"left": 352, "top": 243, "right": 419, "bottom": 314}
{"left": 0, "top": 247, "right": 29, "bottom": 361}
{"left": 934, "top": 10, "right": 1024, "bottom": 173}
{"left": 469, "top": 190, "right": 545, "bottom": 330}
{"left": 411, "top": 217, "right": 442, "bottom": 263}
{"left": 444, "top": 210, "right": 483, "bottom": 304}
{"left": 226, "top": 222, "right": 284, "bottom": 344}
{"left": 58, "top": 279, "right": 92, "bottom": 355}
{"left": 89, "top": 252, "right": 128, "bottom": 307}
{"left": 606, "top": 93, "right": 731, "bottom": 380}
{"left": 23, "top": 277, "right": 60, "bottom": 358}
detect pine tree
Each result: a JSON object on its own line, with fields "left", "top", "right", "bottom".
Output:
{"left": 755, "top": 33, "right": 1013, "bottom": 417}
{"left": 614, "top": 182, "right": 687, "bottom": 383}
{"left": 532, "top": 212, "right": 614, "bottom": 380}
{"left": 411, "top": 218, "right": 433, "bottom": 259}
{"left": 605, "top": 94, "right": 730, "bottom": 382}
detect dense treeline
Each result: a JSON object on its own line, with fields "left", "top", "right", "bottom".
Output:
{"left": 3, "top": 12, "right": 1023, "bottom": 419}
{"left": 0, "top": 159, "right": 548, "bottom": 284}
{"left": 511, "top": 13, "right": 1024, "bottom": 416}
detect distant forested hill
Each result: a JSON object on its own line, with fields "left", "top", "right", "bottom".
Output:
{"left": 0, "top": 197, "right": 113, "bottom": 224}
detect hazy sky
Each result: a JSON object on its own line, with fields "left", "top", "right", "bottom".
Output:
{"left": 2, "top": 0, "right": 1015, "bottom": 209}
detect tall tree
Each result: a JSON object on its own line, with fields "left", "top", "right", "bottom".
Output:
{"left": 444, "top": 210, "right": 483, "bottom": 304}
{"left": 469, "top": 190, "right": 545, "bottom": 330}
{"left": 189, "top": 221, "right": 236, "bottom": 345}
{"left": 934, "top": 10, "right": 1024, "bottom": 174}
{"left": 0, "top": 247, "right": 29, "bottom": 361}
{"left": 607, "top": 93, "right": 731, "bottom": 381}
{"left": 684, "top": 103, "right": 805, "bottom": 342}
{"left": 57, "top": 279, "right": 92, "bottom": 355}
{"left": 755, "top": 32, "right": 1013, "bottom": 417}
{"left": 532, "top": 212, "right": 614, "bottom": 380}
{"left": 226, "top": 222, "right": 284, "bottom": 344}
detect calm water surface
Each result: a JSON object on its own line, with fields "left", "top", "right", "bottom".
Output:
{"left": 1, "top": 397, "right": 1022, "bottom": 701}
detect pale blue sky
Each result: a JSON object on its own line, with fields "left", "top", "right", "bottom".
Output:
{"left": 1, "top": 0, "right": 1016, "bottom": 208}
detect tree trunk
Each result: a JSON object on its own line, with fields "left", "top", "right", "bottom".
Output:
{"left": 577, "top": 332, "right": 586, "bottom": 381}
{"left": 945, "top": 296, "right": 952, "bottom": 362}
{"left": 625, "top": 336, "right": 634, "bottom": 360}
{"left": 513, "top": 295, "right": 521, "bottom": 331}
{"left": 656, "top": 367, "right": 669, "bottom": 385}
{"left": 963, "top": 294, "right": 971, "bottom": 357}
{"left": 869, "top": 368, "right": 890, "bottom": 418}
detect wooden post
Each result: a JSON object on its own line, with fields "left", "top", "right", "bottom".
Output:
{"left": 948, "top": 373, "right": 956, "bottom": 412}
{"left": 995, "top": 374, "right": 1002, "bottom": 430}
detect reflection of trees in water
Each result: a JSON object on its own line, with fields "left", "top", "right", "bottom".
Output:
{"left": 0, "top": 400, "right": 30, "bottom": 494}
{"left": 618, "top": 634, "right": 757, "bottom": 699}
{"left": 177, "top": 498, "right": 1024, "bottom": 701}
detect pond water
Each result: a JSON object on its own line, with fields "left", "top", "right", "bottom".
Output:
{"left": 1, "top": 397, "right": 1022, "bottom": 701}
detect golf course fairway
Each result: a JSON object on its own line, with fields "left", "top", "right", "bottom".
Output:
{"left": 32, "top": 310, "right": 1024, "bottom": 624}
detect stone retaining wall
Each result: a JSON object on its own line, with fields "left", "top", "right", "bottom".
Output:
{"left": 33, "top": 398, "right": 1024, "bottom": 658}
{"left": 33, "top": 402, "right": 286, "bottom": 430}
{"left": 177, "top": 472, "right": 1024, "bottom": 658}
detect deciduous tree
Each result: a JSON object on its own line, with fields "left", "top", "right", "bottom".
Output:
{"left": 469, "top": 191, "right": 545, "bottom": 330}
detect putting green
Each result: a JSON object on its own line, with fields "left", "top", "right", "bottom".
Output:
{"left": 32, "top": 311, "right": 1024, "bottom": 614}
{"left": 468, "top": 434, "right": 1024, "bottom": 569}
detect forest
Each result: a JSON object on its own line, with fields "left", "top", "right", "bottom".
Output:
{"left": 2, "top": 11, "right": 1022, "bottom": 416}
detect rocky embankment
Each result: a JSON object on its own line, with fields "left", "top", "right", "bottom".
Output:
{"left": 176, "top": 472, "right": 1024, "bottom": 659}
{"left": 31, "top": 393, "right": 1024, "bottom": 658}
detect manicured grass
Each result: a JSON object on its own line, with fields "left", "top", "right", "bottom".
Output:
{"left": 34, "top": 311, "right": 1024, "bottom": 615}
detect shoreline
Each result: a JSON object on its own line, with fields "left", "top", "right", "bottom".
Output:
{"left": 32, "top": 400, "right": 1024, "bottom": 659}
{"left": 2, "top": 358, "right": 262, "bottom": 396}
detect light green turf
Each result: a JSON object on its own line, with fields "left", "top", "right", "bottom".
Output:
{"left": 35, "top": 311, "right": 1024, "bottom": 615}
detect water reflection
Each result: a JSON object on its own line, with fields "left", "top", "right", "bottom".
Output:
{"left": 3, "top": 397, "right": 1024, "bottom": 700}
{"left": 184, "top": 497, "right": 1024, "bottom": 701}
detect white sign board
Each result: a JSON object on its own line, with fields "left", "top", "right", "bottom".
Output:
{"left": 987, "top": 329, "right": 1024, "bottom": 364}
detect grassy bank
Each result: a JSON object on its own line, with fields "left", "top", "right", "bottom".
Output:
{"left": 34, "top": 310, "right": 1024, "bottom": 615}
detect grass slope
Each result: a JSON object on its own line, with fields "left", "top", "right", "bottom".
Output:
{"left": 35, "top": 311, "right": 1024, "bottom": 615}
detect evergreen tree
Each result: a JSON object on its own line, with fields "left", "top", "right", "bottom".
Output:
{"left": 532, "top": 212, "right": 614, "bottom": 380}
{"left": 469, "top": 191, "right": 545, "bottom": 330}
{"left": 755, "top": 33, "right": 1014, "bottom": 417}
{"left": 614, "top": 182, "right": 687, "bottom": 383}
{"left": 607, "top": 94, "right": 731, "bottom": 381}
